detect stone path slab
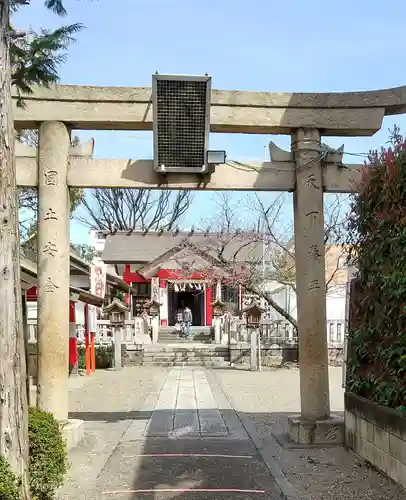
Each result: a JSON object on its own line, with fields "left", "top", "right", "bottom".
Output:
{"left": 143, "top": 369, "right": 231, "bottom": 438}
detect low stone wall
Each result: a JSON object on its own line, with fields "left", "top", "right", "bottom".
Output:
{"left": 345, "top": 392, "right": 406, "bottom": 489}
{"left": 229, "top": 344, "right": 344, "bottom": 367}
{"left": 122, "top": 344, "right": 143, "bottom": 366}
{"left": 27, "top": 342, "right": 143, "bottom": 377}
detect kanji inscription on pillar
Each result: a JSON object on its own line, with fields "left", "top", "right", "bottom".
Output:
{"left": 44, "top": 170, "right": 58, "bottom": 186}
{"left": 308, "top": 279, "right": 321, "bottom": 291}
{"left": 305, "top": 172, "right": 320, "bottom": 190}
{"left": 305, "top": 210, "right": 319, "bottom": 225}
{"left": 44, "top": 208, "right": 58, "bottom": 220}
{"left": 44, "top": 277, "right": 59, "bottom": 293}
{"left": 43, "top": 241, "right": 58, "bottom": 257}
{"left": 308, "top": 244, "right": 321, "bottom": 260}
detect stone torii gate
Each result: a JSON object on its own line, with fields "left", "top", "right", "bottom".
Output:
{"left": 14, "top": 81, "right": 406, "bottom": 445}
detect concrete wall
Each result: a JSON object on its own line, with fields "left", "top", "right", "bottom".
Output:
{"left": 345, "top": 392, "right": 406, "bottom": 489}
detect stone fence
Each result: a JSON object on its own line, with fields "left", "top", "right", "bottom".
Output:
{"left": 26, "top": 316, "right": 345, "bottom": 372}
{"left": 27, "top": 318, "right": 149, "bottom": 345}
{"left": 224, "top": 316, "right": 345, "bottom": 366}
{"left": 345, "top": 392, "right": 406, "bottom": 489}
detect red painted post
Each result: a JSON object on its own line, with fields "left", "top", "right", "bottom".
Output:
{"left": 69, "top": 301, "right": 78, "bottom": 375}
{"left": 206, "top": 286, "right": 213, "bottom": 326}
{"left": 84, "top": 303, "right": 90, "bottom": 376}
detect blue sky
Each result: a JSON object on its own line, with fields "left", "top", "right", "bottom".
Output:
{"left": 14, "top": 0, "right": 406, "bottom": 244}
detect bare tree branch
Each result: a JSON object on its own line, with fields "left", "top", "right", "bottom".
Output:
{"left": 78, "top": 188, "right": 192, "bottom": 232}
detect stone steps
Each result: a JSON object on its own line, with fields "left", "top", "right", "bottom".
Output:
{"left": 143, "top": 344, "right": 229, "bottom": 366}
{"left": 158, "top": 334, "right": 213, "bottom": 344}
{"left": 158, "top": 326, "right": 213, "bottom": 344}
{"left": 142, "top": 359, "right": 228, "bottom": 367}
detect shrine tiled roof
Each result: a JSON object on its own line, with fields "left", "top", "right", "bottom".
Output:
{"left": 101, "top": 230, "right": 273, "bottom": 265}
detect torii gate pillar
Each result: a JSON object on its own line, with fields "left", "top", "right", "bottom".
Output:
{"left": 288, "top": 128, "right": 344, "bottom": 445}
{"left": 37, "top": 121, "right": 70, "bottom": 422}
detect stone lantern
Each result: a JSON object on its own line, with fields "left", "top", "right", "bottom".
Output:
{"left": 146, "top": 298, "right": 160, "bottom": 317}
{"left": 145, "top": 298, "right": 161, "bottom": 344}
{"left": 211, "top": 298, "right": 225, "bottom": 317}
{"left": 102, "top": 298, "right": 130, "bottom": 370}
{"left": 241, "top": 301, "right": 265, "bottom": 328}
{"left": 211, "top": 297, "right": 225, "bottom": 344}
{"left": 241, "top": 301, "right": 265, "bottom": 371}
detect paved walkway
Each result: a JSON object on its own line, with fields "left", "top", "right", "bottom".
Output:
{"left": 58, "top": 367, "right": 281, "bottom": 499}
{"left": 58, "top": 366, "right": 406, "bottom": 500}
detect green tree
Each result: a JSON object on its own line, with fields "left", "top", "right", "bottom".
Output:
{"left": 0, "top": 2, "right": 83, "bottom": 499}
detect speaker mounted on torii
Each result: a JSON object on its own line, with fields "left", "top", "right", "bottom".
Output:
{"left": 152, "top": 73, "right": 226, "bottom": 176}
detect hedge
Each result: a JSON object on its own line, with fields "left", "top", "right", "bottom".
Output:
{"left": 29, "top": 407, "right": 68, "bottom": 500}
{"left": 0, "top": 407, "right": 68, "bottom": 500}
{"left": 346, "top": 127, "right": 406, "bottom": 413}
{"left": 0, "top": 456, "right": 20, "bottom": 500}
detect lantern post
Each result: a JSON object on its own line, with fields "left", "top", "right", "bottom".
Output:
{"left": 102, "top": 298, "right": 130, "bottom": 370}
{"left": 146, "top": 298, "right": 161, "bottom": 344}
{"left": 241, "top": 301, "right": 265, "bottom": 371}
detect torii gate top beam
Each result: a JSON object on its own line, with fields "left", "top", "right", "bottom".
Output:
{"left": 13, "top": 83, "right": 406, "bottom": 136}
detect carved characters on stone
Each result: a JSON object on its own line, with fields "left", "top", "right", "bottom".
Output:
{"left": 308, "top": 279, "right": 321, "bottom": 291}
{"left": 43, "top": 241, "right": 58, "bottom": 257}
{"left": 305, "top": 172, "right": 320, "bottom": 190}
{"left": 305, "top": 210, "right": 319, "bottom": 225}
{"left": 44, "top": 170, "right": 58, "bottom": 186}
{"left": 308, "top": 244, "right": 321, "bottom": 261}
{"left": 44, "top": 208, "right": 58, "bottom": 220}
{"left": 324, "top": 425, "right": 339, "bottom": 442}
{"left": 44, "top": 277, "right": 59, "bottom": 293}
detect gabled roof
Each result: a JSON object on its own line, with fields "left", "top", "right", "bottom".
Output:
{"left": 102, "top": 298, "right": 130, "bottom": 314}
{"left": 102, "top": 231, "right": 267, "bottom": 264}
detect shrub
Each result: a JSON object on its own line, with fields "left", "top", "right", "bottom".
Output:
{"left": 346, "top": 127, "right": 406, "bottom": 412}
{"left": 77, "top": 343, "right": 113, "bottom": 369}
{"left": 28, "top": 407, "right": 68, "bottom": 500}
{"left": 0, "top": 456, "right": 20, "bottom": 500}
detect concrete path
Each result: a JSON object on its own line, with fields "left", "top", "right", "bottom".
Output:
{"left": 58, "top": 367, "right": 282, "bottom": 500}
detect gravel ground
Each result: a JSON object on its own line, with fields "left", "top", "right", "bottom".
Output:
{"left": 215, "top": 366, "right": 406, "bottom": 500}
{"left": 68, "top": 366, "right": 167, "bottom": 414}
{"left": 58, "top": 366, "right": 167, "bottom": 499}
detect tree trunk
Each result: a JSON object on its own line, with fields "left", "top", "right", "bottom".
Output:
{"left": 0, "top": 1, "right": 30, "bottom": 498}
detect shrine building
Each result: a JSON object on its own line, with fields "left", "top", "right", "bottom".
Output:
{"left": 99, "top": 230, "right": 266, "bottom": 327}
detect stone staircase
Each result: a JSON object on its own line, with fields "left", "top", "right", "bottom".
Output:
{"left": 143, "top": 344, "right": 230, "bottom": 367}
{"left": 158, "top": 326, "right": 213, "bottom": 344}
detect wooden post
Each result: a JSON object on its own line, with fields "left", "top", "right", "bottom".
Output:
{"left": 84, "top": 304, "right": 90, "bottom": 376}
{"left": 91, "top": 333, "right": 96, "bottom": 372}
{"left": 69, "top": 301, "right": 78, "bottom": 375}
